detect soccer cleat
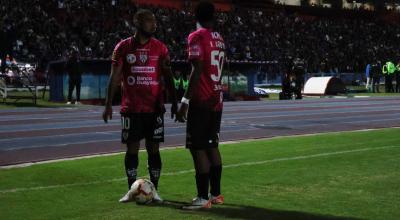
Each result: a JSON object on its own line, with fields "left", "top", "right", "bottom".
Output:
{"left": 182, "top": 197, "right": 212, "bottom": 210}
{"left": 152, "top": 190, "right": 163, "bottom": 203}
{"left": 209, "top": 194, "right": 224, "bottom": 205}
{"left": 75, "top": 101, "right": 81, "bottom": 105}
{"left": 66, "top": 101, "right": 72, "bottom": 105}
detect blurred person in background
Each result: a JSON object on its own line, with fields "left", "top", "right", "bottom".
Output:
{"left": 65, "top": 48, "right": 82, "bottom": 104}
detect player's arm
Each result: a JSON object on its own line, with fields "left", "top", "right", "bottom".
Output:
{"left": 176, "top": 59, "right": 204, "bottom": 122}
{"left": 176, "top": 34, "right": 203, "bottom": 122}
{"left": 161, "top": 55, "right": 178, "bottom": 119}
{"left": 184, "top": 59, "right": 203, "bottom": 101}
{"left": 103, "top": 62, "right": 122, "bottom": 123}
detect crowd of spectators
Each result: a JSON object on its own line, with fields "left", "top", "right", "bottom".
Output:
{"left": 1, "top": 0, "right": 400, "bottom": 74}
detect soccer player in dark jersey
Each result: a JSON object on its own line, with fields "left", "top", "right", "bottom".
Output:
{"left": 102, "top": 9, "right": 177, "bottom": 203}
{"left": 176, "top": 1, "right": 225, "bottom": 209}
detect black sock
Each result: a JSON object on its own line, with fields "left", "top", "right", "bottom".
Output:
{"left": 196, "top": 173, "right": 209, "bottom": 200}
{"left": 148, "top": 152, "right": 162, "bottom": 189}
{"left": 210, "top": 165, "right": 222, "bottom": 196}
{"left": 124, "top": 152, "right": 138, "bottom": 189}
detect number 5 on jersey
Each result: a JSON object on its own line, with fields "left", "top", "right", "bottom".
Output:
{"left": 211, "top": 50, "right": 225, "bottom": 82}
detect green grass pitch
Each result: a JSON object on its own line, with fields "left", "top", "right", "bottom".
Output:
{"left": 0, "top": 128, "right": 399, "bottom": 220}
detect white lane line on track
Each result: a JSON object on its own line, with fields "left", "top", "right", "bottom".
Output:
{"left": 0, "top": 128, "right": 259, "bottom": 151}
{"left": 2, "top": 114, "right": 400, "bottom": 151}
{"left": 1, "top": 99, "right": 399, "bottom": 120}
{"left": 0, "top": 144, "right": 398, "bottom": 194}
{"left": 242, "top": 112, "right": 400, "bottom": 126}
{"left": 296, "top": 117, "right": 400, "bottom": 128}
{"left": 1, "top": 109, "right": 399, "bottom": 142}
{"left": 2, "top": 106, "right": 400, "bottom": 133}
{"left": 1, "top": 127, "right": 398, "bottom": 169}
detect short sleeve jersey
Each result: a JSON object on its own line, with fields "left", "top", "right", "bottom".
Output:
{"left": 112, "top": 37, "right": 169, "bottom": 113}
{"left": 187, "top": 28, "right": 225, "bottom": 111}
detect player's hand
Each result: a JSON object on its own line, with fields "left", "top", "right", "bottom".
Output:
{"left": 175, "top": 103, "right": 188, "bottom": 123}
{"left": 171, "top": 103, "right": 178, "bottom": 119}
{"left": 102, "top": 105, "right": 112, "bottom": 123}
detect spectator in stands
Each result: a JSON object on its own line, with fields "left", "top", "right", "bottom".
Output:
{"left": 2, "top": 0, "right": 400, "bottom": 77}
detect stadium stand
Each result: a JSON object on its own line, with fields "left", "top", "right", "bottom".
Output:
{"left": 1, "top": 0, "right": 400, "bottom": 75}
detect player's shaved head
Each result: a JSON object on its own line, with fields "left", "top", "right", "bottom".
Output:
{"left": 133, "top": 9, "right": 157, "bottom": 38}
{"left": 195, "top": 1, "right": 215, "bottom": 25}
{"left": 133, "top": 9, "right": 154, "bottom": 27}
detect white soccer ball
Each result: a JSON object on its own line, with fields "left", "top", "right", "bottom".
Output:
{"left": 130, "top": 179, "right": 155, "bottom": 204}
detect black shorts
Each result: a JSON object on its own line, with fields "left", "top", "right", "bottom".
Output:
{"left": 120, "top": 112, "right": 164, "bottom": 144}
{"left": 186, "top": 107, "right": 222, "bottom": 150}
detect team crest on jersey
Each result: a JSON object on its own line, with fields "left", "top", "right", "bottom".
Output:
{"left": 126, "top": 54, "right": 136, "bottom": 64}
{"left": 139, "top": 52, "right": 148, "bottom": 64}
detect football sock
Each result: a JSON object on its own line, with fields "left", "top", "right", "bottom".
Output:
{"left": 124, "top": 152, "right": 138, "bottom": 189}
{"left": 196, "top": 173, "right": 210, "bottom": 200}
{"left": 209, "top": 165, "right": 222, "bottom": 196}
{"left": 148, "top": 152, "right": 162, "bottom": 189}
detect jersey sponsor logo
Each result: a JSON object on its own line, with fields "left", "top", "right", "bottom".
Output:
{"left": 131, "top": 76, "right": 159, "bottom": 86}
{"left": 189, "top": 51, "right": 200, "bottom": 56}
{"left": 126, "top": 54, "right": 136, "bottom": 64}
{"left": 149, "top": 55, "right": 160, "bottom": 61}
{"left": 127, "top": 76, "right": 136, "bottom": 85}
{"left": 131, "top": 66, "right": 156, "bottom": 73}
{"left": 189, "top": 44, "right": 201, "bottom": 56}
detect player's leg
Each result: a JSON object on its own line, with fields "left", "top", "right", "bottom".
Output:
{"left": 67, "top": 79, "right": 73, "bottom": 103}
{"left": 191, "top": 149, "right": 211, "bottom": 200}
{"left": 181, "top": 148, "right": 212, "bottom": 209}
{"left": 145, "top": 140, "right": 162, "bottom": 190}
{"left": 119, "top": 141, "right": 140, "bottom": 203}
{"left": 372, "top": 78, "right": 376, "bottom": 93}
{"left": 207, "top": 111, "right": 223, "bottom": 204}
{"left": 207, "top": 147, "right": 223, "bottom": 204}
{"left": 119, "top": 114, "right": 145, "bottom": 203}
{"left": 75, "top": 81, "right": 81, "bottom": 103}
{"left": 121, "top": 113, "right": 143, "bottom": 189}
{"left": 125, "top": 141, "right": 140, "bottom": 189}
{"left": 144, "top": 113, "right": 164, "bottom": 189}
{"left": 183, "top": 107, "right": 212, "bottom": 209}
{"left": 141, "top": 113, "right": 164, "bottom": 203}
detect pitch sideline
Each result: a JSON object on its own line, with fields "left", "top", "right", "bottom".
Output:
{"left": 0, "top": 144, "right": 398, "bottom": 194}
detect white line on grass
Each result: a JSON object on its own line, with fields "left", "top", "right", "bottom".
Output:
{"left": 0, "top": 145, "right": 398, "bottom": 194}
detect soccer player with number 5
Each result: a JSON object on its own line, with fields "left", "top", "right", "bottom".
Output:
{"left": 176, "top": 1, "right": 225, "bottom": 210}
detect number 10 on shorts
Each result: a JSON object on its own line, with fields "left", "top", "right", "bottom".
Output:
{"left": 121, "top": 117, "right": 130, "bottom": 130}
